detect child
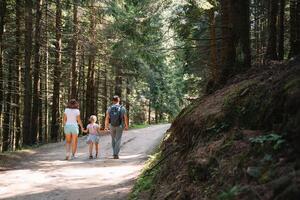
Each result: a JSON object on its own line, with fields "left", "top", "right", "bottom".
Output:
{"left": 82, "top": 115, "right": 101, "bottom": 159}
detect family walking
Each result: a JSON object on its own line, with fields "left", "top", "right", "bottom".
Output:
{"left": 62, "top": 95, "right": 129, "bottom": 160}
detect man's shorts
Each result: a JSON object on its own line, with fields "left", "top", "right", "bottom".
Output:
{"left": 64, "top": 124, "right": 79, "bottom": 135}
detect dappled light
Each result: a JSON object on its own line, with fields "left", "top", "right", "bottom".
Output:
{"left": 0, "top": 0, "right": 299, "bottom": 199}
{"left": 0, "top": 125, "right": 169, "bottom": 199}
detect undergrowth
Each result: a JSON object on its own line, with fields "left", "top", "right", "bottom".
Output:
{"left": 129, "top": 151, "right": 162, "bottom": 200}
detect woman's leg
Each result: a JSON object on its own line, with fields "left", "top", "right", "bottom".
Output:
{"left": 71, "top": 134, "right": 78, "bottom": 156}
{"left": 65, "top": 134, "right": 72, "bottom": 159}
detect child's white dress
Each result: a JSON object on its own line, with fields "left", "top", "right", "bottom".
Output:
{"left": 86, "top": 123, "right": 100, "bottom": 144}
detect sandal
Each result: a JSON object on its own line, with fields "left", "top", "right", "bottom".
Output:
{"left": 89, "top": 155, "right": 93, "bottom": 159}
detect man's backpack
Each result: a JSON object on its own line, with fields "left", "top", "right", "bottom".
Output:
{"left": 109, "top": 105, "right": 123, "bottom": 127}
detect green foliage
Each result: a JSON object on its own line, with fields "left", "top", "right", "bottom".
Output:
{"left": 129, "top": 151, "right": 162, "bottom": 200}
{"left": 105, "top": 0, "right": 188, "bottom": 123}
{"left": 249, "top": 133, "right": 285, "bottom": 150}
{"left": 218, "top": 185, "right": 242, "bottom": 200}
{"left": 130, "top": 124, "right": 150, "bottom": 129}
{"left": 206, "top": 122, "right": 230, "bottom": 134}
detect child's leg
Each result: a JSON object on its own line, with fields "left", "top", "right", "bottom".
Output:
{"left": 95, "top": 143, "right": 99, "bottom": 157}
{"left": 89, "top": 143, "right": 93, "bottom": 156}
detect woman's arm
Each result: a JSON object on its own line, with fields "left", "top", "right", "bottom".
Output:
{"left": 77, "top": 115, "right": 84, "bottom": 131}
{"left": 82, "top": 128, "right": 88, "bottom": 133}
{"left": 63, "top": 113, "right": 67, "bottom": 126}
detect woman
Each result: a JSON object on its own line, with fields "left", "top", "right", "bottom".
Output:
{"left": 63, "top": 99, "right": 84, "bottom": 160}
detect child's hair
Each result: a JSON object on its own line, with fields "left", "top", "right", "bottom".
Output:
{"left": 89, "top": 115, "right": 97, "bottom": 123}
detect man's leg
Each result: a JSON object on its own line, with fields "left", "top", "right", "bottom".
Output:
{"left": 110, "top": 126, "right": 117, "bottom": 156}
{"left": 114, "top": 126, "right": 123, "bottom": 157}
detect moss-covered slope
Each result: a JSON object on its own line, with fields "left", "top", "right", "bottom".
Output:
{"left": 133, "top": 59, "right": 300, "bottom": 200}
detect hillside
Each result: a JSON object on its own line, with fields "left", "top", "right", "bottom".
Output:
{"left": 132, "top": 58, "right": 300, "bottom": 200}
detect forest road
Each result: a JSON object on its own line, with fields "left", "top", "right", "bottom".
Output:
{"left": 0, "top": 124, "right": 170, "bottom": 200}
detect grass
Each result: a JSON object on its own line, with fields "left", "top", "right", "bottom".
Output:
{"left": 130, "top": 124, "right": 150, "bottom": 129}
{"left": 129, "top": 150, "right": 162, "bottom": 200}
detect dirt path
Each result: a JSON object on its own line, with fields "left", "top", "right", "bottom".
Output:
{"left": 0, "top": 124, "right": 170, "bottom": 200}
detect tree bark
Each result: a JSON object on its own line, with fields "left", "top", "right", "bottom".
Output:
{"left": 235, "top": 0, "right": 251, "bottom": 68}
{"left": 2, "top": 59, "right": 13, "bottom": 151}
{"left": 289, "top": 0, "right": 300, "bottom": 57}
{"left": 51, "top": 0, "right": 62, "bottom": 142}
{"left": 85, "top": 0, "right": 96, "bottom": 121}
{"left": 0, "top": 0, "right": 6, "bottom": 122}
{"left": 32, "top": 0, "right": 43, "bottom": 144}
{"left": 265, "top": 0, "right": 279, "bottom": 60}
{"left": 0, "top": 0, "right": 6, "bottom": 117}
{"left": 44, "top": 0, "right": 49, "bottom": 142}
{"left": 23, "top": 0, "right": 33, "bottom": 146}
{"left": 14, "top": 0, "right": 22, "bottom": 149}
{"left": 101, "top": 65, "right": 108, "bottom": 126}
{"left": 219, "top": 0, "right": 236, "bottom": 84}
{"left": 218, "top": 0, "right": 251, "bottom": 86}
{"left": 148, "top": 100, "right": 151, "bottom": 125}
{"left": 208, "top": 9, "right": 219, "bottom": 83}
{"left": 278, "top": 0, "right": 285, "bottom": 60}
{"left": 115, "top": 66, "right": 122, "bottom": 98}
{"left": 78, "top": 46, "right": 86, "bottom": 121}
{"left": 125, "top": 78, "right": 130, "bottom": 125}
{"left": 71, "top": 0, "right": 78, "bottom": 99}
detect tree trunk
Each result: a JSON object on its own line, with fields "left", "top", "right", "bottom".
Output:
{"left": 208, "top": 9, "right": 219, "bottom": 83}
{"left": 254, "top": 0, "right": 260, "bottom": 64}
{"left": 2, "top": 59, "right": 13, "bottom": 151}
{"left": 51, "top": 0, "right": 62, "bottom": 142}
{"left": 125, "top": 78, "right": 130, "bottom": 125}
{"left": 0, "top": 0, "right": 6, "bottom": 123}
{"left": 219, "top": 0, "right": 236, "bottom": 84}
{"left": 78, "top": 46, "right": 86, "bottom": 121}
{"left": 14, "top": 0, "right": 22, "bottom": 149}
{"left": 265, "top": 0, "right": 279, "bottom": 60}
{"left": 32, "top": 0, "right": 43, "bottom": 144}
{"left": 85, "top": 0, "right": 96, "bottom": 121}
{"left": 155, "top": 108, "right": 158, "bottom": 124}
{"left": 278, "top": 0, "right": 285, "bottom": 60}
{"left": 39, "top": 77, "right": 43, "bottom": 143}
{"left": 115, "top": 66, "right": 122, "bottom": 98}
{"left": 101, "top": 65, "right": 108, "bottom": 126}
{"left": 235, "top": 0, "right": 251, "bottom": 68}
{"left": 218, "top": 0, "right": 251, "bottom": 86}
{"left": 71, "top": 0, "right": 78, "bottom": 99}
{"left": 148, "top": 100, "right": 151, "bottom": 125}
{"left": 289, "top": 0, "right": 300, "bottom": 57}
{"left": 23, "top": 0, "right": 33, "bottom": 146}
{"left": 44, "top": 0, "right": 49, "bottom": 142}
{"left": 0, "top": 0, "right": 6, "bottom": 119}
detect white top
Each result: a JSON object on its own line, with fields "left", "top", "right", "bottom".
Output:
{"left": 64, "top": 108, "right": 80, "bottom": 125}
{"left": 87, "top": 123, "right": 100, "bottom": 135}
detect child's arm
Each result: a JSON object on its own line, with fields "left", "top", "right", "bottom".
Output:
{"left": 82, "top": 126, "right": 88, "bottom": 134}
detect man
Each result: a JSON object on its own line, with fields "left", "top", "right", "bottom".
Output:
{"left": 105, "top": 95, "right": 129, "bottom": 159}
